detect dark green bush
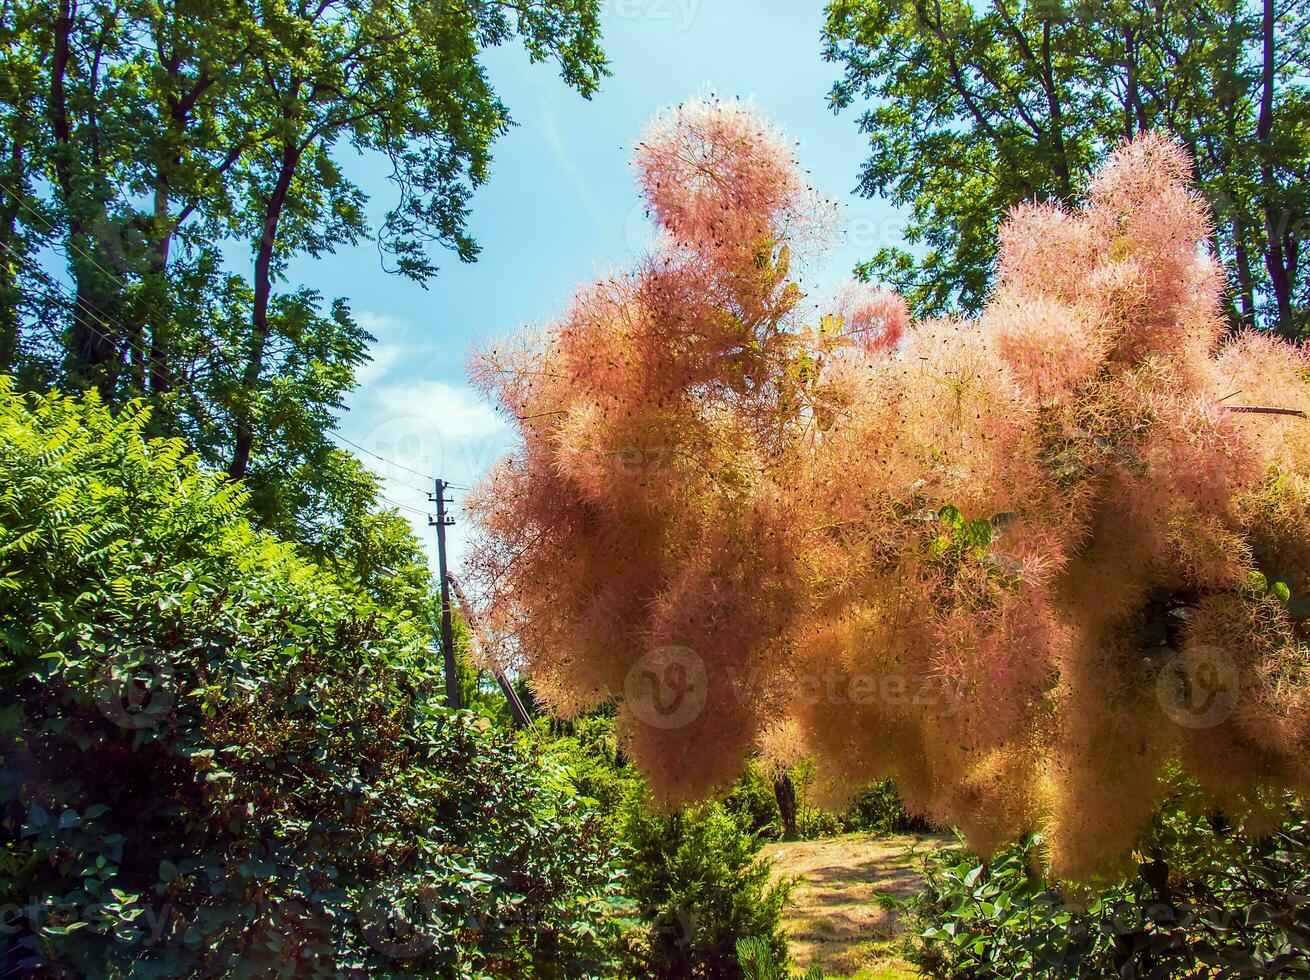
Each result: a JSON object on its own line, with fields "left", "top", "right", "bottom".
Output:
{"left": 723, "top": 762, "right": 785, "bottom": 841}
{"left": 904, "top": 783, "right": 1310, "bottom": 978}
{"left": 840, "top": 781, "right": 932, "bottom": 837}
{"left": 619, "top": 798, "right": 790, "bottom": 979}
{"left": 0, "top": 382, "right": 622, "bottom": 977}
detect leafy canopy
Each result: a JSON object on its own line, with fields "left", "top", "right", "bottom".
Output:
{"left": 823, "top": 0, "right": 1310, "bottom": 339}
{"left": 0, "top": 0, "right": 606, "bottom": 546}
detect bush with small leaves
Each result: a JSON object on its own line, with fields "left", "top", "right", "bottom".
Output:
{"left": 0, "top": 381, "right": 622, "bottom": 977}
{"left": 620, "top": 797, "right": 790, "bottom": 979}
{"left": 904, "top": 780, "right": 1310, "bottom": 977}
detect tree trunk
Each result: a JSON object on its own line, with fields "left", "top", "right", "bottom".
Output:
{"left": 1231, "top": 217, "right": 1257, "bottom": 328}
{"left": 229, "top": 141, "right": 301, "bottom": 481}
{"left": 0, "top": 140, "right": 22, "bottom": 373}
{"left": 1256, "top": 0, "right": 1296, "bottom": 339}
{"left": 1039, "top": 21, "right": 1072, "bottom": 200}
{"left": 774, "top": 772, "right": 798, "bottom": 840}
{"left": 50, "top": 0, "right": 120, "bottom": 394}
{"left": 143, "top": 181, "right": 174, "bottom": 396}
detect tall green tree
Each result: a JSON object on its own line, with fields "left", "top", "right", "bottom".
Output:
{"left": 0, "top": 0, "right": 606, "bottom": 543}
{"left": 824, "top": 0, "right": 1310, "bottom": 339}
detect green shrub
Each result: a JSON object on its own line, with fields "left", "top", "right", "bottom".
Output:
{"left": 620, "top": 798, "right": 790, "bottom": 979}
{"left": 545, "top": 714, "right": 639, "bottom": 825}
{"left": 841, "top": 782, "right": 931, "bottom": 837}
{"left": 796, "top": 807, "right": 844, "bottom": 841}
{"left": 0, "top": 382, "right": 621, "bottom": 977}
{"left": 736, "top": 935, "right": 823, "bottom": 979}
{"left": 903, "top": 784, "right": 1310, "bottom": 977}
{"left": 723, "top": 761, "right": 925, "bottom": 844}
{"left": 723, "top": 762, "right": 785, "bottom": 841}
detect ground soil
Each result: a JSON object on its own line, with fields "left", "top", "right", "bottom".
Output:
{"left": 760, "top": 832, "right": 950, "bottom": 979}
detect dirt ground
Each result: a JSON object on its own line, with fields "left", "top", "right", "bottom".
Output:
{"left": 760, "top": 832, "right": 949, "bottom": 979}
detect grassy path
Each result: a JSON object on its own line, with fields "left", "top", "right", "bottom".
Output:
{"left": 760, "top": 832, "right": 949, "bottom": 979}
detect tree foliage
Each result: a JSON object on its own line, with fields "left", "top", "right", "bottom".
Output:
{"left": 0, "top": 0, "right": 605, "bottom": 544}
{"left": 468, "top": 98, "right": 1310, "bottom": 882}
{"left": 823, "top": 0, "right": 1310, "bottom": 339}
{"left": 0, "top": 379, "right": 621, "bottom": 977}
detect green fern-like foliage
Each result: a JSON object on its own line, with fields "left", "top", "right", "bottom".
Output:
{"left": 737, "top": 935, "right": 825, "bottom": 980}
{"left": 737, "top": 935, "right": 783, "bottom": 979}
{"left": 0, "top": 378, "right": 622, "bottom": 977}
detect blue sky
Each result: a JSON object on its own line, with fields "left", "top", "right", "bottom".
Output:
{"left": 304, "top": 0, "right": 906, "bottom": 565}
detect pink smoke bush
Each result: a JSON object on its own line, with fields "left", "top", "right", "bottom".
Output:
{"left": 467, "top": 99, "right": 1310, "bottom": 881}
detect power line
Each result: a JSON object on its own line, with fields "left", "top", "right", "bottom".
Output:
{"left": 330, "top": 431, "right": 442, "bottom": 483}
{"left": 0, "top": 176, "right": 242, "bottom": 376}
{"left": 2, "top": 243, "right": 460, "bottom": 513}
{"left": 378, "top": 495, "right": 432, "bottom": 519}
{"left": 337, "top": 447, "right": 435, "bottom": 496}
{"left": 0, "top": 239, "right": 199, "bottom": 395}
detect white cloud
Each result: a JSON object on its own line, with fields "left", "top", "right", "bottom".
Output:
{"left": 355, "top": 309, "right": 406, "bottom": 333}
{"left": 355, "top": 341, "right": 405, "bottom": 387}
{"left": 344, "top": 378, "right": 517, "bottom": 571}
{"left": 351, "top": 311, "right": 413, "bottom": 386}
{"left": 350, "top": 378, "right": 512, "bottom": 487}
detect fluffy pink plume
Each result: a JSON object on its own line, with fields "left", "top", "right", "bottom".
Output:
{"left": 831, "top": 281, "right": 907, "bottom": 352}
{"left": 633, "top": 97, "right": 831, "bottom": 263}
{"left": 469, "top": 106, "right": 1310, "bottom": 881}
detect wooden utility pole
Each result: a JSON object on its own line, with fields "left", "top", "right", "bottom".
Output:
{"left": 429, "top": 479, "right": 461, "bottom": 710}
{"left": 446, "top": 573, "right": 536, "bottom": 732}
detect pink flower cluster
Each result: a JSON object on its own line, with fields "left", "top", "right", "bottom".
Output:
{"left": 468, "top": 100, "right": 1310, "bottom": 881}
